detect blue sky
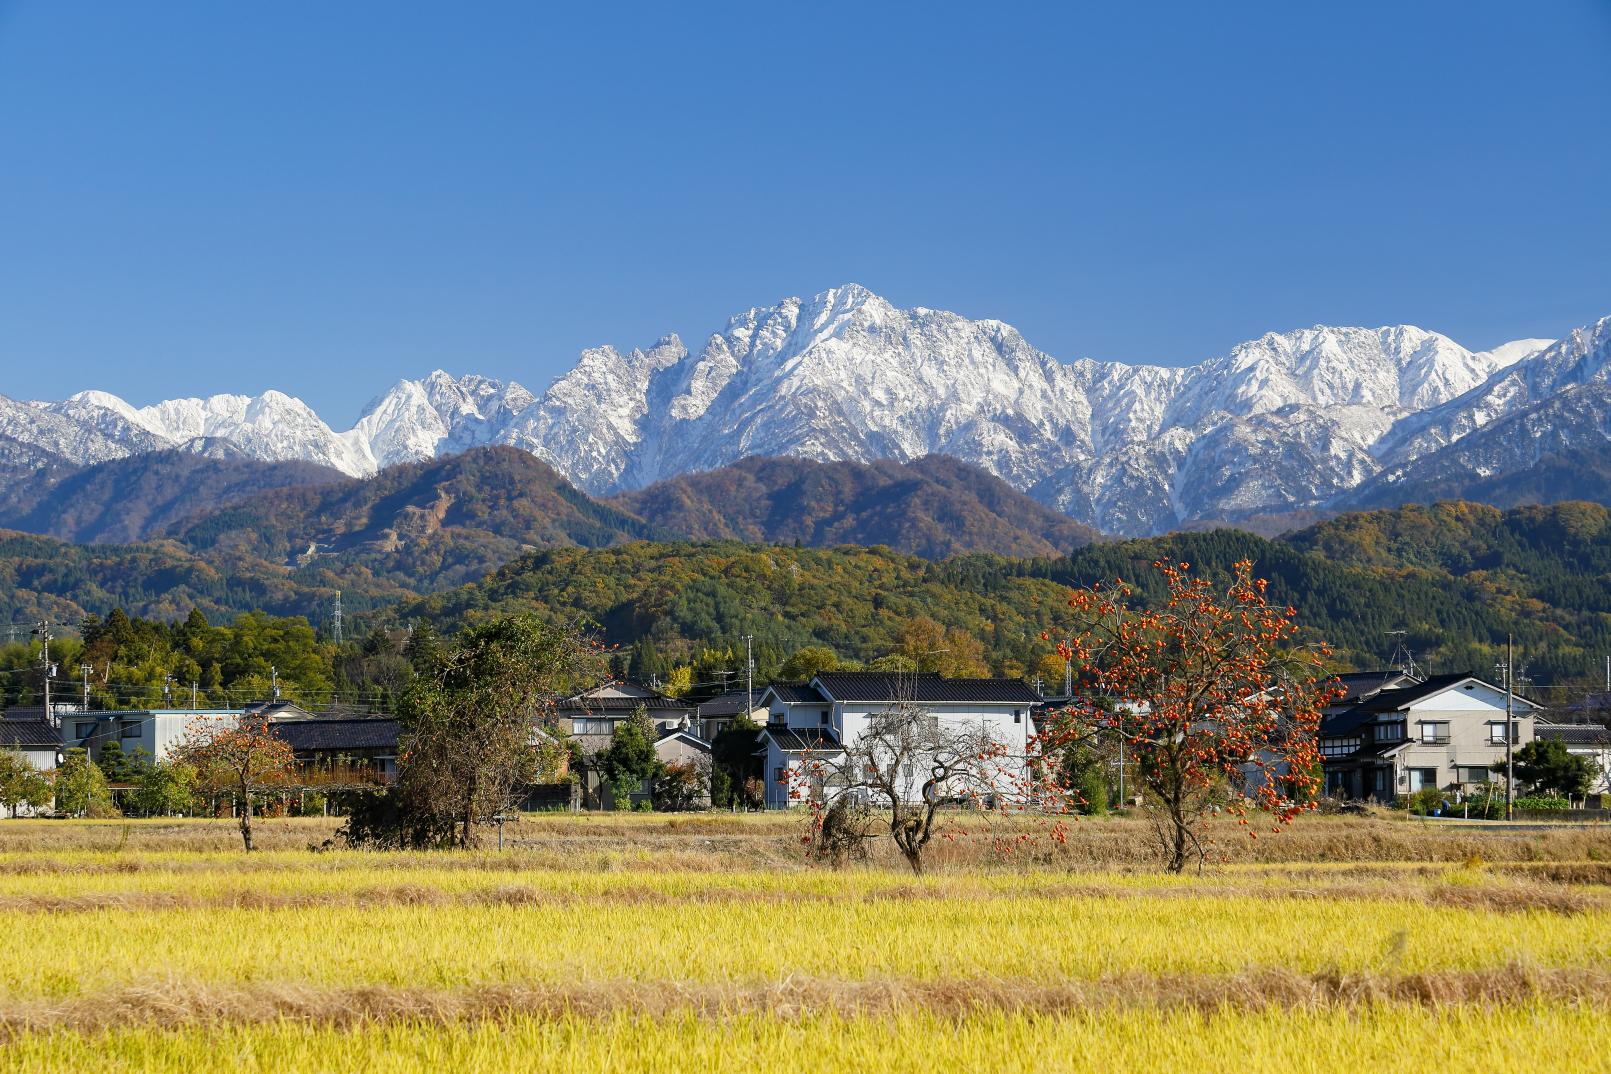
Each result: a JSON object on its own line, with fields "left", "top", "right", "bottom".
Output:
{"left": 2, "top": 1, "right": 1609, "bottom": 423}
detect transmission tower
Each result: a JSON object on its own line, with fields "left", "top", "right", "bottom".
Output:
{"left": 331, "top": 590, "right": 344, "bottom": 644}
{"left": 1384, "top": 631, "right": 1418, "bottom": 680}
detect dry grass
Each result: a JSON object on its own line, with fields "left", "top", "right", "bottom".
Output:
{"left": 3, "top": 809, "right": 1606, "bottom": 867}
{"left": 1, "top": 965, "right": 1607, "bottom": 1034}
{"left": 1, "top": 813, "right": 1606, "bottom": 1071}
{"left": 0, "top": 862, "right": 1600, "bottom": 916}
{"left": 2, "top": 1004, "right": 1603, "bottom": 1073}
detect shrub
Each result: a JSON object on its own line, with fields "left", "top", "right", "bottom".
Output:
{"left": 1407, "top": 787, "right": 1447, "bottom": 816}
{"left": 654, "top": 760, "right": 708, "bottom": 812}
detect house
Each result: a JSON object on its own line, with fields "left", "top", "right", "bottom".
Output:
{"left": 693, "top": 689, "right": 768, "bottom": 741}
{"left": 653, "top": 720, "right": 713, "bottom": 808}
{"left": 558, "top": 682, "right": 694, "bottom": 748}
{"left": 1318, "top": 672, "right": 1540, "bottom": 801}
{"left": 62, "top": 707, "right": 244, "bottom": 764}
{"left": 755, "top": 672, "right": 1042, "bottom": 808}
{"left": 559, "top": 681, "right": 693, "bottom": 809}
{"left": 0, "top": 714, "right": 61, "bottom": 772}
{"left": 266, "top": 713, "right": 400, "bottom": 785}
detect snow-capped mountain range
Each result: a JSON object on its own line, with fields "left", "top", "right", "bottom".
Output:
{"left": 6, "top": 284, "right": 1607, "bottom": 536}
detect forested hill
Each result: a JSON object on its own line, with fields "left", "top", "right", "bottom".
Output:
{"left": 172, "top": 446, "right": 661, "bottom": 592}
{"left": 0, "top": 529, "right": 384, "bottom": 627}
{"left": 0, "top": 448, "right": 344, "bottom": 545}
{"left": 395, "top": 501, "right": 1611, "bottom": 687}
{"left": 3, "top": 499, "right": 1607, "bottom": 689}
{"left": 610, "top": 455, "right": 1098, "bottom": 559}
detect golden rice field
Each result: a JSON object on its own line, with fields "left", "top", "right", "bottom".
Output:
{"left": 1, "top": 812, "right": 1607, "bottom": 1073}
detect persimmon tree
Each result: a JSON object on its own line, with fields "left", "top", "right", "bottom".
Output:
{"left": 1044, "top": 559, "right": 1337, "bottom": 873}
{"left": 173, "top": 713, "right": 295, "bottom": 851}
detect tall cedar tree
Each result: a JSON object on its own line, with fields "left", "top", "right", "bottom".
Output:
{"left": 1044, "top": 559, "right": 1339, "bottom": 872}
{"left": 394, "top": 614, "right": 601, "bottom": 848}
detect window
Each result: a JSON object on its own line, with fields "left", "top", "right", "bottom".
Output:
{"left": 1373, "top": 769, "right": 1388, "bottom": 793}
{"left": 1013, "top": 709, "right": 1023, "bottom": 724}
{"left": 819, "top": 711, "right": 830, "bottom": 726}
{"left": 774, "top": 767, "right": 787, "bottom": 785}
{"left": 1417, "top": 721, "right": 1450, "bottom": 744}
{"left": 119, "top": 720, "right": 141, "bottom": 740}
{"left": 571, "top": 718, "right": 613, "bottom": 736}
{"left": 1320, "top": 736, "right": 1360, "bottom": 758}
{"left": 1457, "top": 766, "right": 1491, "bottom": 784}
{"left": 73, "top": 722, "right": 96, "bottom": 739}
{"left": 902, "top": 764, "right": 915, "bottom": 781}
{"left": 1408, "top": 768, "right": 1439, "bottom": 791}
{"left": 1488, "top": 722, "right": 1519, "bottom": 745}
{"left": 1375, "top": 721, "right": 1404, "bottom": 741}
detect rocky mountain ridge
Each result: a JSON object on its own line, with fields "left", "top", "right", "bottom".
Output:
{"left": 8, "top": 285, "right": 1596, "bottom": 535}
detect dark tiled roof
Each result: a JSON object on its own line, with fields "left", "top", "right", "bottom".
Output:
{"left": 764, "top": 683, "right": 829, "bottom": 704}
{"left": 697, "top": 691, "right": 763, "bottom": 717}
{"left": 1536, "top": 722, "right": 1611, "bottom": 747}
{"left": 764, "top": 726, "right": 841, "bottom": 752}
{"left": 555, "top": 696, "right": 692, "bottom": 714}
{"left": 0, "top": 719, "right": 59, "bottom": 749}
{"left": 1355, "top": 674, "right": 1540, "bottom": 714}
{"left": 656, "top": 729, "right": 712, "bottom": 750}
{"left": 269, "top": 718, "right": 398, "bottom": 752}
{"left": 1322, "top": 739, "right": 1409, "bottom": 766}
{"left": 812, "top": 672, "right": 1042, "bottom": 705}
{"left": 1320, "top": 707, "right": 1392, "bottom": 737}
{"left": 1326, "top": 671, "right": 1416, "bottom": 705}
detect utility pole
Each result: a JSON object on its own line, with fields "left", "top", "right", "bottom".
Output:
{"left": 81, "top": 665, "right": 93, "bottom": 712}
{"left": 191, "top": 681, "right": 199, "bottom": 709}
{"left": 162, "top": 674, "right": 174, "bottom": 706}
{"left": 743, "top": 634, "right": 755, "bottom": 720}
{"left": 34, "top": 622, "right": 54, "bottom": 728}
{"left": 1063, "top": 648, "right": 1073, "bottom": 698}
{"left": 331, "top": 590, "right": 343, "bottom": 645}
{"left": 271, "top": 665, "right": 280, "bottom": 701}
{"left": 1117, "top": 728, "right": 1126, "bottom": 807}
{"left": 1505, "top": 634, "right": 1515, "bottom": 822}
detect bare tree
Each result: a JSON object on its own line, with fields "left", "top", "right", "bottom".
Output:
{"left": 795, "top": 703, "right": 1024, "bottom": 875}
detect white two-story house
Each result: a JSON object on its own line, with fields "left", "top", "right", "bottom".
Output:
{"left": 67, "top": 707, "right": 245, "bottom": 764}
{"left": 1318, "top": 672, "right": 1539, "bottom": 800}
{"left": 756, "top": 671, "right": 1042, "bottom": 808}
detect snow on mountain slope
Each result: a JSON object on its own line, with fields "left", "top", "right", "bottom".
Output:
{"left": 1345, "top": 382, "right": 1611, "bottom": 509}
{"left": 500, "top": 337, "right": 687, "bottom": 492}
{"left": 350, "top": 371, "right": 537, "bottom": 471}
{"left": 1376, "top": 317, "right": 1611, "bottom": 464}
{"left": 3, "top": 287, "right": 1593, "bottom": 535}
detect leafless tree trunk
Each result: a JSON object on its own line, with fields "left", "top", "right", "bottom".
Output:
{"left": 798, "top": 702, "right": 1024, "bottom": 875}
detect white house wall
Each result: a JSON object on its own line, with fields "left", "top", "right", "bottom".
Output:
{"left": 17, "top": 747, "right": 57, "bottom": 771}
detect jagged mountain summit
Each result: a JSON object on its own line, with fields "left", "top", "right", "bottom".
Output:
{"left": 9, "top": 285, "right": 1593, "bottom": 535}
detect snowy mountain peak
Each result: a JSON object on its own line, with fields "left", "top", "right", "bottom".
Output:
{"left": 7, "top": 287, "right": 1603, "bottom": 536}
